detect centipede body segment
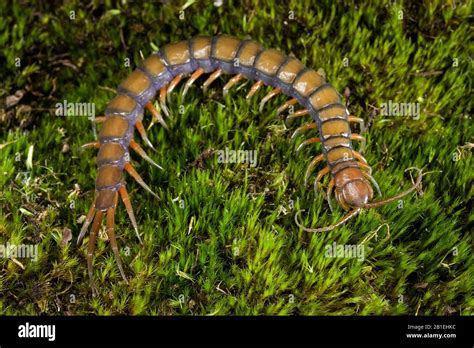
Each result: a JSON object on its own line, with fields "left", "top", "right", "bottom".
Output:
{"left": 78, "top": 35, "right": 423, "bottom": 292}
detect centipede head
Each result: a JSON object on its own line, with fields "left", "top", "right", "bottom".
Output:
{"left": 335, "top": 178, "right": 374, "bottom": 210}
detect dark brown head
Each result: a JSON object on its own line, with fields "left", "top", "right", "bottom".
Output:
{"left": 335, "top": 178, "right": 374, "bottom": 210}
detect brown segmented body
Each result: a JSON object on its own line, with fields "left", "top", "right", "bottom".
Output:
{"left": 78, "top": 35, "right": 423, "bottom": 292}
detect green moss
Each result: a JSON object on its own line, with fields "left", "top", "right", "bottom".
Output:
{"left": 0, "top": 0, "right": 472, "bottom": 315}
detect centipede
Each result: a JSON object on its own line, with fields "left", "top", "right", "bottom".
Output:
{"left": 78, "top": 35, "right": 424, "bottom": 292}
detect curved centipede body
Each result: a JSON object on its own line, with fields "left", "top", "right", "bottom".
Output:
{"left": 78, "top": 35, "right": 423, "bottom": 291}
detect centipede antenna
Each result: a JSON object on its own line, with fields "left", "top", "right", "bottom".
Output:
{"left": 130, "top": 140, "right": 163, "bottom": 170}
{"left": 77, "top": 199, "right": 96, "bottom": 245}
{"left": 119, "top": 186, "right": 142, "bottom": 244}
{"left": 146, "top": 101, "right": 168, "bottom": 131}
{"left": 183, "top": 67, "right": 205, "bottom": 98}
{"left": 124, "top": 162, "right": 160, "bottom": 200}
{"left": 363, "top": 167, "right": 423, "bottom": 208}
{"left": 135, "top": 120, "right": 156, "bottom": 152}
{"left": 259, "top": 87, "right": 281, "bottom": 112}
{"left": 106, "top": 206, "right": 128, "bottom": 283}
{"left": 295, "top": 208, "right": 361, "bottom": 233}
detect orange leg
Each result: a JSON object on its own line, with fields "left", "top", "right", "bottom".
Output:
{"left": 166, "top": 73, "right": 184, "bottom": 101}
{"left": 87, "top": 209, "right": 103, "bottom": 295}
{"left": 296, "top": 137, "right": 320, "bottom": 154}
{"left": 304, "top": 153, "right": 325, "bottom": 186}
{"left": 77, "top": 198, "right": 96, "bottom": 245}
{"left": 202, "top": 68, "right": 223, "bottom": 93}
{"left": 160, "top": 85, "right": 170, "bottom": 118}
{"left": 326, "top": 178, "right": 335, "bottom": 212}
{"left": 357, "top": 161, "right": 373, "bottom": 175}
{"left": 352, "top": 150, "right": 367, "bottom": 164}
{"left": 223, "top": 73, "right": 244, "bottom": 97}
{"left": 106, "top": 205, "right": 128, "bottom": 283}
{"left": 135, "top": 120, "right": 156, "bottom": 151}
{"left": 93, "top": 116, "right": 107, "bottom": 123}
{"left": 245, "top": 80, "right": 264, "bottom": 101}
{"left": 259, "top": 87, "right": 281, "bottom": 112}
{"left": 124, "top": 162, "right": 159, "bottom": 199}
{"left": 146, "top": 101, "right": 168, "bottom": 130}
{"left": 351, "top": 133, "right": 366, "bottom": 153}
{"left": 348, "top": 115, "right": 365, "bottom": 133}
{"left": 130, "top": 139, "right": 163, "bottom": 170}
{"left": 286, "top": 109, "right": 310, "bottom": 123}
{"left": 182, "top": 67, "right": 205, "bottom": 97}
{"left": 119, "top": 185, "right": 141, "bottom": 243}
{"left": 277, "top": 98, "right": 298, "bottom": 116}
{"left": 362, "top": 171, "right": 382, "bottom": 197}
{"left": 291, "top": 122, "right": 317, "bottom": 139}
{"left": 81, "top": 141, "right": 100, "bottom": 150}
{"left": 314, "top": 166, "right": 331, "bottom": 199}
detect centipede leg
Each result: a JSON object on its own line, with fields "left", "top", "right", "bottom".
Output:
{"left": 106, "top": 206, "right": 128, "bottom": 283}
{"left": 77, "top": 199, "right": 96, "bottom": 245}
{"left": 348, "top": 115, "right": 366, "bottom": 133}
{"left": 304, "top": 153, "right": 325, "bottom": 186}
{"left": 130, "top": 139, "right": 163, "bottom": 170}
{"left": 146, "top": 101, "right": 168, "bottom": 131}
{"left": 314, "top": 166, "right": 330, "bottom": 199}
{"left": 160, "top": 85, "right": 170, "bottom": 118}
{"left": 259, "top": 88, "right": 281, "bottom": 112}
{"left": 362, "top": 171, "right": 382, "bottom": 197}
{"left": 357, "top": 161, "right": 373, "bottom": 175}
{"left": 87, "top": 209, "right": 103, "bottom": 295}
{"left": 119, "top": 186, "right": 141, "bottom": 243}
{"left": 291, "top": 122, "right": 317, "bottom": 139}
{"left": 124, "top": 162, "right": 159, "bottom": 199}
{"left": 245, "top": 80, "right": 264, "bottom": 102}
{"left": 223, "top": 74, "right": 244, "bottom": 97}
{"left": 182, "top": 67, "right": 205, "bottom": 97}
{"left": 286, "top": 109, "right": 310, "bottom": 124}
{"left": 326, "top": 178, "right": 335, "bottom": 213}
{"left": 296, "top": 137, "right": 320, "bottom": 154}
{"left": 81, "top": 141, "right": 100, "bottom": 150}
{"left": 202, "top": 68, "right": 223, "bottom": 93}
{"left": 93, "top": 116, "right": 106, "bottom": 123}
{"left": 166, "top": 73, "right": 184, "bottom": 101}
{"left": 352, "top": 151, "right": 368, "bottom": 164}
{"left": 277, "top": 98, "right": 298, "bottom": 116}
{"left": 351, "top": 133, "right": 366, "bottom": 153}
{"left": 135, "top": 120, "right": 156, "bottom": 151}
